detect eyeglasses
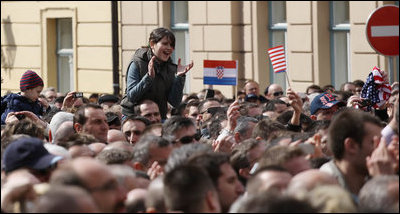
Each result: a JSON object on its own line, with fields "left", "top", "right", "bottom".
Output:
{"left": 178, "top": 133, "right": 202, "bottom": 144}
{"left": 273, "top": 91, "right": 284, "bottom": 97}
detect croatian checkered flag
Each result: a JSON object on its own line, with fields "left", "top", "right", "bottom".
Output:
{"left": 361, "top": 66, "right": 391, "bottom": 109}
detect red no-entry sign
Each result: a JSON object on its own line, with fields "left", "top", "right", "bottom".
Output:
{"left": 366, "top": 5, "right": 399, "bottom": 56}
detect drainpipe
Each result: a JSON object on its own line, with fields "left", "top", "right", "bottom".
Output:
{"left": 111, "top": 1, "right": 120, "bottom": 96}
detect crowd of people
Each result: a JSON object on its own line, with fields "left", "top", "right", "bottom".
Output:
{"left": 1, "top": 27, "right": 399, "bottom": 213}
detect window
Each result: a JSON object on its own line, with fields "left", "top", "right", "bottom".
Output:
{"left": 330, "top": 1, "right": 350, "bottom": 89}
{"left": 56, "top": 18, "right": 73, "bottom": 93}
{"left": 171, "top": 1, "right": 190, "bottom": 93}
{"left": 268, "top": 1, "right": 287, "bottom": 90}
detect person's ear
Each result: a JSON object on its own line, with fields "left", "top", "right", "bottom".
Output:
{"left": 255, "top": 136, "right": 263, "bottom": 141}
{"left": 205, "top": 191, "right": 220, "bottom": 213}
{"left": 150, "top": 41, "right": 156, "bottom": 49}
{"left": 344, "top": 137, "right": 359, "bottom": 156}
{"left": 133, "top": 162, "right": 144, "bottom": 171}
{"left": 48, "top": 130, "right": 53, "bottom": 142}
{"left": 73, "top": 123, "right": 82, "bottom": 133}
{"left": 239, "top": 168, "right": 251, "bottom": 180}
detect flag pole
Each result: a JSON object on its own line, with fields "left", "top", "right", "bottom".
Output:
{"left": 285, "top": 71, "right": 291, "bottom": 88}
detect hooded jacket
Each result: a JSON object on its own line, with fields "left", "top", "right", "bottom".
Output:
{"left": 1, "top": 93, "right": 44, "bottom": 125}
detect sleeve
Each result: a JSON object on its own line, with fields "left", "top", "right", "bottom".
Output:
{"left": 167, "top": 75, "right": 186, "bottom": 108}
{"left": 286, "top": 122, "right": 302, "bottom": 132}
{"left": 126, "top": 61, "right": 154, "bottom": 104}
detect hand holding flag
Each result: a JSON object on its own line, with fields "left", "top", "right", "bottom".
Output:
{"left": 361, "top": 66, "right": 392, "bottom": 109}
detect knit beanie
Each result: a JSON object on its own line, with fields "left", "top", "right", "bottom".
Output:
{"left": 20, "top": 70, "right": 44, "bottom": 91}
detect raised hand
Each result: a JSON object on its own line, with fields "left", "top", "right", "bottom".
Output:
{"left": 176, "top": 58, "right": 194, "bottom": 77}
{"left": 148, "top": 56, "right": 156, "bottom": 78}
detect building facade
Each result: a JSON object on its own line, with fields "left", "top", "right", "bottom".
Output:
{"left": 1, "top": 1, "right": 399, "bottom": 98}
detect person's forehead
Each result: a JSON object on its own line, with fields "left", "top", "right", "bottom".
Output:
{"left": 204, "top": 100, "right": 221, "bottom": 109}
{"left": 188, "top": 106, "right": 199, "bottom": 113}
{"left": 245, "top": 82, "right": 259, "bottom": 89}
{"left": 269, "top": 85, "right": 283, "bottom": 93}
{"left": 141, "top": 103, "right": 159, "bottom": 112}
{"left": 219, "top": 162, "right": 236, "bottom": 178}
{"left": 123, "top": 120, "right": 146, "bottom": 131}
{"left": 174, "top": 125, "right": 196, "bottom": 139}
{"left": 85, "top": 108, "right": 106, "bottom": 119}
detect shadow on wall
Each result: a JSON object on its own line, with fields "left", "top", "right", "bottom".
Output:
{"left": 1, "top": 16, "right": 17, "bottom": 77}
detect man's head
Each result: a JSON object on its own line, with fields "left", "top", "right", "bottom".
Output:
{"left": 188, "top": 152, "right": 245, "bottom": 213}
{"left": 107, "top": 129, "right": 128, "bottom": 144}
{"left": 328, "top": 109, "right": 383, "bottom": 175}
{"left": 73, "top": 104, "right": 109, "bottom": 143}
{"left": 197, "top": 98, "right": 222, "bottom": 124}
{"left": 353, "top": 80, "right": 364, "bottom": 95}
{"left": 340, "top": 82, "right": 356, "bottom": 94}
{"left": 184, "top": 100, "right": 201, "bottom": 127}
{"left": 247, "top": 166, "right": 292, "bottom": 195}
{"left": 265, "top": 84, "right": 284, "bottom": 100}
{"left": 50, "top": 157, "right": 126, "bottom": 212}
{"left": 244, "top": 80, "right": 261, "bottom": 96}
{"left": 286, "top": 169, "right": 339, "bottom": 195}
{"left": 164, "top": 165, "right": 221, "bottom": 213}
{"left": 162, "top": 116, "right": 199, "bottom": 146}
{"left": 134, "top": 100, "right": 161, "bottom": 124}
{"left": 105, "top": 112, "right": 122, "bottom": 130}
{"left": 258, "top": 145, "right": 311, "bottom": 175}
{"left": 42, "top": 87, "right": 58, "bottom": 103}
{"left": 230, "top": 138, "right": 266, "bottom": 184}
{"left": 98, "top": 94, "right": 120, "bottom": 109}
{"left": 3, "top": 137, "right": 62, "bottom": 182}
{"left": 358, "top": 175, "right": 399, "bottom": 213}
{"left": 49, "top": 111, "right": 74, "bottom": 143}
{"left": 122, "top": 116, "right": 151, "bottom": 145}
{"left": 310, "top": 93, "right": 344, "bottom": 120}
{"left": 132, "top": 135, "right": 173, "bottom": 171}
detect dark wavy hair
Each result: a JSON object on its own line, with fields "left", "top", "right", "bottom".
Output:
{"left": 148, "top": 27, "right": 175, "bottom": 48}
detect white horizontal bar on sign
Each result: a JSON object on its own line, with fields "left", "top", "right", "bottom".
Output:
{"left": 204, "top": 68, "right": 237, "bottom": 78}
{"left": 371, "top": 25, "right": 399, "bottom": 37}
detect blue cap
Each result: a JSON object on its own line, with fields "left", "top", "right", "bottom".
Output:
{"left": 310, "top": 93, "right": 343, "bottom": 115}
{"left": 2, "top": 137, "right": 62, "bottom": 173}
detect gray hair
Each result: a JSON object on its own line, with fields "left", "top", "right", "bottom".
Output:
{"left": 132, "top": 135, "right": 170, "bottom": 166}
{"left": 234, "top": 116, "right": 258, "bottom": 136}
{"left": 359, "top": 175, "right": 399, "bottom": 213}
{"left": 49, "top": 111, "right": 74, "bottom": 143}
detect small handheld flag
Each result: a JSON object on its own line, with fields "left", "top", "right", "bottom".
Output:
{"left": 268, "top": 45, "right": 287, "bottom": 73}
{"left": 361, "top": 66, "right": 392, "bottom": 109}
{"left": 203, "top": 60, "right": 238, "bottom": 85}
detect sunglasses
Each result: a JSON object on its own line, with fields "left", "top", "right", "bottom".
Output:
{"left": 202, "top": 107, "right": 228, "bottom": 115}
{"left": 178, "top": 133, "right": 202, "bottom": 144}
{"left": 273, "top": 91, "right": 284, "bottom": 97}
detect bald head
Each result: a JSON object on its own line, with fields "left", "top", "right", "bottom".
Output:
{"left": 266, "top": 84, "right": 284, "bottom": 100}
{"left": 54, "top": 121, "right": 75, "bottom": 146}
{"left": 286, "top": 169, "right": 338, "bottom": 195}
{"left": 107, "top": 129, "right": 128, "bottom": 144}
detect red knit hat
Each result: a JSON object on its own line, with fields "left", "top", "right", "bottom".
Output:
{"left": 20, "top": 70, "right": 44, "bottom": 91}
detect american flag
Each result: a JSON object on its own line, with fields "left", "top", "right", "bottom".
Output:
{"left": 361, "top": 66, "right": 392, "bottom": 109}
{"left": 268, "top": 45, "right": 286, "bottom": 73}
